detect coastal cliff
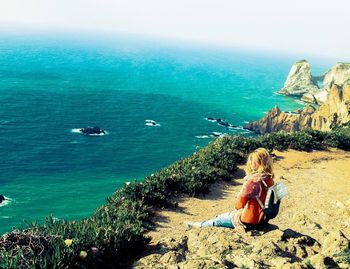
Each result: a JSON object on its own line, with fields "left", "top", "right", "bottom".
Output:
{"left": 279, "top": 60, "right": 320, "bottom": 98}
{"left": 323, "top": 62, "right": 350, "bottom": 90}
{"left": 245, "top": 60, "right": 350, "bottom": 134}
{"left": 280, "top": 61, "right": 350, "bottom": 104}
{"left": 245, "top": 84, "right": 350, "bottom": 133}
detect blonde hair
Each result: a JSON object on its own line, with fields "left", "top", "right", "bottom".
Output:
{"left": 245, "top": 148, "right": 274, "bottom": 178}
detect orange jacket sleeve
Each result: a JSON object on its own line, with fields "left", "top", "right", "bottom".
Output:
{"left": 235, "top": 196, "right": 248, "bottom": 210}
{"left": 234, "top": 176, "right": 260, "bottom": 210}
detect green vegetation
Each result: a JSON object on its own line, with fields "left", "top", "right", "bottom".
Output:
{"left": 305, "top": 260, "right": 316, "bottom": 269}
{"left": 336, "top": 249, "right": 350, "bottom": 265}
{"left": 1, "top": 126, "right": 350, "bottom": 269}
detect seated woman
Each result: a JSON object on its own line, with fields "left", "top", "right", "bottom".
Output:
{"left": 185, "top": 148, "right": 275, "bottom": 229}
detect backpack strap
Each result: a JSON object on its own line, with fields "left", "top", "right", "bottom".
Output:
{"left": 261, "top": 178, "right": 268, "bottom": 188}
{"left": 255, "top": 178, "right": 268, "bottom": 210}
{"left": 256, "top": 196, "right": 265, "bottom": 210}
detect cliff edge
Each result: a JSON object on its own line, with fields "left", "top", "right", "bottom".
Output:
{"left": 134, "top": 149, "right": 350, "bottom": 269}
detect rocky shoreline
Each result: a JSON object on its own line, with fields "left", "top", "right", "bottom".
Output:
{"left": 245, "top": 61, "right": 350, "bottom": 134}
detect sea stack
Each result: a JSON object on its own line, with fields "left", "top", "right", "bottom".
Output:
{"left": 280, "top": 61, "right": 350, "bottom": 105}
{"left": 279, "top": 60, "right": 320, "bottom": 97}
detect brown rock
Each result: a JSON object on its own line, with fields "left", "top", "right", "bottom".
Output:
{"left": 323, "top": 62, "right": 350, "bottom": 90}
{"left": 245, "top": 84, "right": 350, "bottom": 133}
{"left": 279, "top": 60, "right": 320, "bottom": 96}
{"left": 321, "top": 230, "right": 350, "bottom": 257}
{"left": 158, "top": 251, "right": 184, "bottom": 264}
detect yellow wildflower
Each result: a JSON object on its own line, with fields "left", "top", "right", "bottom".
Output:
{"left": 79, "top": 250, "right": 88, "bottom": 259}
{"left": 64, "top": 239, "right": 73, "bottom": 247}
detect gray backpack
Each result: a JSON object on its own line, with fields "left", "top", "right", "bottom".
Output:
{"left": 256, "top": 181, "right": 287, "bottom": 222}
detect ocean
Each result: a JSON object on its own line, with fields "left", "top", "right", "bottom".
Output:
{"left": 0, "top": 32, "right": 332, "bottom": 234}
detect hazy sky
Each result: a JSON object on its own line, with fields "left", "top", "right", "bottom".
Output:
{"left": 1, "top": 0, "right": 349, "bottom": 59}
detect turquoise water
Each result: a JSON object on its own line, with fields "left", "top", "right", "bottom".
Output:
{"left": 0, "top": 33, "right": 331, "bottom": 234}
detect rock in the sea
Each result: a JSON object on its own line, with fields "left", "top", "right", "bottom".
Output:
{"left": 80, "top": 126, "right": 105, "bottom": 135}
{"left": 245, "top": 84, "right": 350, "bottom": 133}
{"left": 0, "top": 195, "right": 5, "bottom": 203}
{"left": 279, "top": 60, "right": 320, "bottom": 96}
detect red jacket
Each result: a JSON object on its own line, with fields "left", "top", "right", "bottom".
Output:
{"left": 235, "top": 173, "right": 274, "bottom": 225}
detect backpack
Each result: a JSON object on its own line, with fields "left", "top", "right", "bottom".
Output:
{"left": 256, "top": 180, "right": 287, "bottom": 222}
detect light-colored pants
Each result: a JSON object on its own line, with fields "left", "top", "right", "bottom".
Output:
{"left": 200, "top": 211, "right": 235, "bottom": 228}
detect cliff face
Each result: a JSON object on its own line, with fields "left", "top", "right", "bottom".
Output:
{"left": 279, "top": 60, "right": 320, "bottom": 96}
{"left": 323, "top": 63, "right": 350, "bottom": 90}
{"left": 280, "top": 61, "right": 350, "bottom": 104}
{"left": 245, "top": 84, "right": 350, "bottom": 133}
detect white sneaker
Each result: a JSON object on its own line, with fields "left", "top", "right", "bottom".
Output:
{"left": 184, "top": 221, "right": 201, "bottom": 228}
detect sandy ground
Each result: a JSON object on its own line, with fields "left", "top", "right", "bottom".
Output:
{"left": 147, "top": 148, "right": 350, "bottom": 245}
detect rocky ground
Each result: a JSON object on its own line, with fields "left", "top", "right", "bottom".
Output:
{"left": 133, "top": 149, "right": 350, "bottom": 269}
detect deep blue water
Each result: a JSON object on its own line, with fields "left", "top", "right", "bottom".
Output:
{"left": 0, "top": 33, "right": 332, "bottom": 234}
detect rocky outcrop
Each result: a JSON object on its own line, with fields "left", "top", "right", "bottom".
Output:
{"left": 245, "top": 84, "right": 350, "bottom": 133}
{"left": 280, "top": 61, "right": 350, "bottom": 105}
{"left": 279, "top": 60, "right": 320, "bottom": 97}
{"left": 134, "top": 223, "right": 350, "bottom": 269}
{"left": 323, "top": 62, "right": 350, "bottom": 90}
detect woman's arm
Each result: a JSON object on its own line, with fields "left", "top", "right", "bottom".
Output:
{"left": 235, "top": 196, "right": 248, "bottom": 210}
{"left": 235, "top": 175, "right": 261, "bottom": 209}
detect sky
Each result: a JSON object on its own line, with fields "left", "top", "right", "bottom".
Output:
{"left": 1, "top": 0, "right": 349, "bottom": 59}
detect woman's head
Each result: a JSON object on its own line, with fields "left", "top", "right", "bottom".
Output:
{"left": 245, "top": 148, "right": 274, "bottom": 177}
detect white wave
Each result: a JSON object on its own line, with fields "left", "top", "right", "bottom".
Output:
{"left": 234, "top": 126, "right": 244, "bottom": 130}
{"left": 145, "top": 119, "right": 157, "bottom": 123}
{"left": 84, "top": 132, "right": 107, "bottom": 136}
{"left": 195, "top": 135, "right": 210, "bottom": 139}
{"left": 211, "top": 132, "right": 228, "bottom": 138}
{"left": 145, "top": 123, "right": 160, "bottom": 127}
{"left": 295, "top": 100, "right": 305, "bottom": 104}
{"left": 71, "top": 128, "right": 82, "bottom": 133}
